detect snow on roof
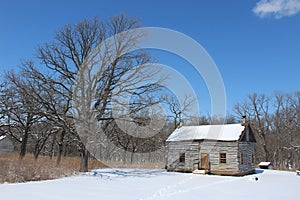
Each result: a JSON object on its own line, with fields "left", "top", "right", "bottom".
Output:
{"left": 259, "top": 162, "right": 271, "bottom": 166}
{"left": 166, "top": 124, "right": 246, "bottom": 142}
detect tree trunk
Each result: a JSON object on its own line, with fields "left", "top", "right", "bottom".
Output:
{"left": 80, "top": 147, "right": 89, "bottom": 172}
{"left": 56, "top": 129, "right": 65, "bottom": 166}
{"left": 19, "top": 129, "right": 29, "bottom": 159}
{"left": 34, "top": 137, "right": 49, "bottom": 160}
{"left": 34, "top": 142, "right": 39, "bottom": 160}
{"left": 49, "top": 134, "right": 56, "bottom": 158}
{"left": 130, "top": 151, "right": 134, "bottom": 164}
{"left": 174, "top": 118, "right": 177, "bottom": 130}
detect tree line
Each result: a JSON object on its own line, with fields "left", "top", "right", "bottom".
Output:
{"left": 0, "top": 14, "right": 299, "bottom": 171}
{"left": 233, "top": 92, "right": 300, "bottom": 169}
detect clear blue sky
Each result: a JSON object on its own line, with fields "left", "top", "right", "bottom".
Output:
{"left": 0, "top": 0, "right": 299, "bottom": 115}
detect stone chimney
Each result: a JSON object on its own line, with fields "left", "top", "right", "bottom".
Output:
{"left": 178, "top": 121, "right": 183, "bottom": 128}
{"left": 241, "top": 115, "right": 247, "bottom": 126}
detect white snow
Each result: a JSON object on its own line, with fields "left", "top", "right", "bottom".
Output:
{"left": 0, "top": 168, "right": 299, "bottom": 200}
{"left": 0, "top": 135, "right": 6, "bottom": 141}
{"left": 167, "top": 124, "right": 245, "bottom": 142}
{"left": 259, "top": 162, "right": 272, "bottom": 166}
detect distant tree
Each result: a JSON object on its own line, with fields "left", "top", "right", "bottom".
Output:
{"left": 234, "top": 92, "right": 300, "bottom": 169}
{"left": 234, "top": 93, "right": 271, "bottom": 162}
{"left": 0, "top": 71, "right": 43, "bottom": 158}
{"left": 272, "top": 92, "right": 300, "bottom": 169}
{"left": 225, "top": 114, "right": 236, "bottom": 124}
{"left": 164, "top": 94, "right": 195, "bottom": 129}
{"left": 30, "top": 121, "right": 58, "bottom": 160}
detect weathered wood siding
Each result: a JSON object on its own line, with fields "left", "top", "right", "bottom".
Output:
{"left": 238, "top": 142, "right": 255, "bottom": 174}
{"left": 166, "top": 140, "right": 256, "bottom": 175}
{"left": 166, "top": 141, "right": 199, "bottom": 172}
{"left": 0, "top": 137, "right": 14, "bottom": 154}
{"left": 200, "top": 141, "right": 239, "bottom": 175}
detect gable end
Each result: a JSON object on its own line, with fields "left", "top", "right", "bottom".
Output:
{"left": 239, "top": 125, "right": 256, "bottom": 143}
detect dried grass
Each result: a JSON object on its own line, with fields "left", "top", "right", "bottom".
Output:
{"left": 0, "top": 153, "right": 165, "bottom": 183}
{"left": 0, "top": 152, "right": 106, "bottom": 183}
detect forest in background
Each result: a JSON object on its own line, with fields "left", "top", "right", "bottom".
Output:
{"left": 0, "top": 14, "right": 299, "bottom": 172}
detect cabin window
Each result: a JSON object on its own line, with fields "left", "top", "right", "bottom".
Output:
{"left": 179, "top": 153, "right": 185, "bottom": 163}
{"left": 240, "top": 153, "right": 244, "bottom": 165}
{"left": 219, "top": 153, "right": 227, "bottom": 164}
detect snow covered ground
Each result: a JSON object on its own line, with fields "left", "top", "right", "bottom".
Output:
{"left": 0, "top": 168, "right": 299, "bottom": 200}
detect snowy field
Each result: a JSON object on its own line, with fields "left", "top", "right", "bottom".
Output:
{"left": 0, "top": 168, "right": 299, "bottom": 200}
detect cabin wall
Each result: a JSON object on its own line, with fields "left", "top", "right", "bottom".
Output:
{"left": 166, "top": 141, "right": 200, "bottom": 172}
{"left": 166, "top": 140, "right": 256, "bottom": 175}
{"left": 238, "top": 142, "right": 255, "bottom": 174}
{"left": 200, "top": 141, "right": 239, "bottom": 175}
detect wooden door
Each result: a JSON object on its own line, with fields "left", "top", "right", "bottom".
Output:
{"left": 200, "top": 153, "right": 209, "bottom": 170}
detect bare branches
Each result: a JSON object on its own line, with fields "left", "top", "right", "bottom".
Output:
{"left": 233, "top": 92, "right": 300, "bottom": 169}
{"left": 163, "top": 93, "right": 196, "bottom": 129}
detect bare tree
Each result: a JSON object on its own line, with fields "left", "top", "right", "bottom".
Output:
{"left": 234, "top": 92, "right": 300, "bottom": 169}
{"left": 30, "top": 121, "right": 56, "bottom": 159}
{"left": 272, "top": 92, "right": 300, "bottom": 169}
{"left": 234, "top": 93, "right": 271, "bottom": 162}
{"left": 21, "top": 14, "right": 166, "bottom": 171}
{"left": 164, "top": 94, "right": 196, "bottom": 129}
{"left": 1, "top": 71, "right": 43, "bottom": 158}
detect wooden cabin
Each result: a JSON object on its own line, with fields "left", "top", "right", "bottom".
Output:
{"left": 166, "top": 119, "right": 256, "bottom": 176}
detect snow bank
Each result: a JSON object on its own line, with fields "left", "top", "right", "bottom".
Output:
{"left": 0, "top": 169, "right": 299, "bottom": 200}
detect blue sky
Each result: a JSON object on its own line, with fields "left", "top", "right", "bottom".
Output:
{"left": 0, "top": 0, "right": 300, "bottom": 115}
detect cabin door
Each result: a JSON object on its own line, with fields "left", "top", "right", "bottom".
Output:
{"left": 200, "top": 153, "right": 209, "bottom": 170}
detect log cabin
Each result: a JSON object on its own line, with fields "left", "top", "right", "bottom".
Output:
{"left": 166, "top": 117, "right": 256, "bottom": 176}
